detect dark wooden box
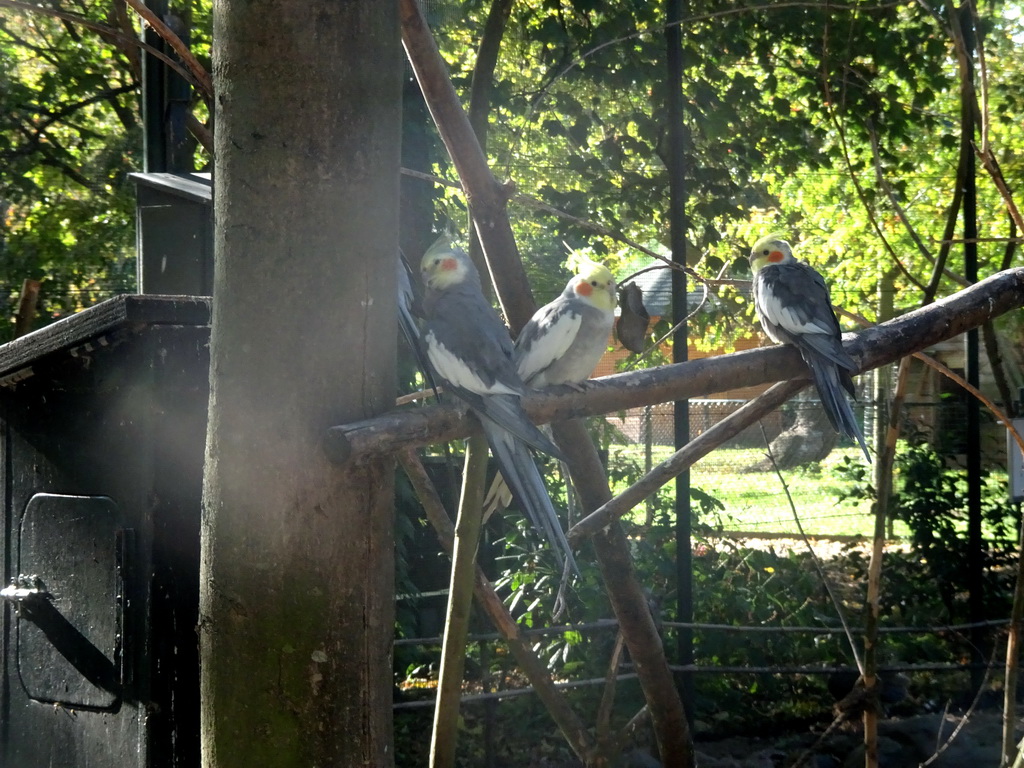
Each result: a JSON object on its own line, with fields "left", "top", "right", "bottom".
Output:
{"left": 130, "top": 173, "right": 213, "bottom": 297}
{"left": 0, "top": 295, "right": 210, "bottom": 768}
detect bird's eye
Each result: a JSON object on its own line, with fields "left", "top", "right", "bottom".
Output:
{"left": 762, "top": 249, "right": 770, "bottom": 256}
{"left": 590, "top": 280, "right": 598, "bottom": 286}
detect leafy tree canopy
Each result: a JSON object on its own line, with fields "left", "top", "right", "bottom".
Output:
{"left": 1, "top": 0, "right": 1021, "bottom": 353}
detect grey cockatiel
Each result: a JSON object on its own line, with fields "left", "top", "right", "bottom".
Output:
{"left": 515, "top": 261, "right": 617, "bottom": 388}
{"left": 419, "top": 238, "right": 579, "bottom": 576}
{"left": 397, "top": 249, "right": 439, "bottom": 396}
{"left": 749, "top": 235, "right": 870, "bottom": 462}
{"left": 484, "top": 261, "right": 616, "bottom": 516}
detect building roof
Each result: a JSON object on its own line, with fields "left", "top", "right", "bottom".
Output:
{"left": 619, "top": 261, "right": 750, "bottom": 318}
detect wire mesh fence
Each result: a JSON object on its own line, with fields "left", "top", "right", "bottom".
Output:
{"left": 600, "top": 394, "right": 1013, "bottom": 538}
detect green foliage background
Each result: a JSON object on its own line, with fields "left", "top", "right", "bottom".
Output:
{"left": 5, "top": 0, "right": 1021, "bottom": 338}
{"left": 4, "top": 1, "right": 1023, "bottom": 762}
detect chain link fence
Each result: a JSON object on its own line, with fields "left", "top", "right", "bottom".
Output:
{"left": 601, "top": 393, "right": 1012, "bottom": 538}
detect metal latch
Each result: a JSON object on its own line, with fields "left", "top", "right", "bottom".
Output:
{"left": 0, "top": 574, "right": 52, "bottom": 607}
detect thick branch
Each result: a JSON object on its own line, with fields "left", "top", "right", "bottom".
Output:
{"left": 821, "top": 71, "right": 925, "bottom": 293}
{"left": 324, "top": 266, "right": 1024, "bottom": 463}
{"left": 399, "top": 0, "right": 535, "bottom": 328}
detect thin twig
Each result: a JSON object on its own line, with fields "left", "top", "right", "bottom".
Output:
{"left": 0, "top": 0, "right": 207, "bottom": 95}
{"left": 609, "top": 705, "right": 651, "bottom": 759}
{"left": 864, "top": 357, "right": 912, "bottom": 766}
{"left": 822, "top": 85, "right": 926, "bottom": 293}
{"left": 792, "top": 709, "right": 850, "bottom": 768}
{"left": 1004, "top": 500, "right": 1024, "bottom": 767}
{"left": 976, "top": 147, "right": 1024, "bottom": 236}
{"left": 758, "top": 423, "right": 864, "bottom": 675}
{"left": 967, "top": 0, "right": 990, "bottom": 155}
{"left": 595, "top": 632, "right": 626, "bottom": 757}
{"left": 911, "top": 352, "right": 1024, "bottom": 456}
{"left": 866, "top": 118, "right": 935, "bottom": 266}
{"left": 919, "top": 639, "right": 1001, "bottom": 767}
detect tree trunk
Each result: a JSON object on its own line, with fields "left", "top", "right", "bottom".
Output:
{"left": 200, "top": 3, "right": 401, "bottom": 767}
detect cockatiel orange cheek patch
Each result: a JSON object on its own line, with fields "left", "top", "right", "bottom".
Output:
{"left": 441, "top": 257, "right": 458, "bottom": 271}
{"left": 768, "top": 250, "right": 785, "bottom": 262}
{"left": 575, "top": 281, "right": 594, "bottom": 296}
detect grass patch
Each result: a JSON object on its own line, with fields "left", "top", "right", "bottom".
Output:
{"left": 608, "top": 445, "right": 906, "bottom": 538}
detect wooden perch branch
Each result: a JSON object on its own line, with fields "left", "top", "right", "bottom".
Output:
{"left": 397, "top": 450, "right": 596, "bottom": 762}
{"left": 325, "top": 266, "right": 1024, "bottom": 464}
{"left": 567, "top": 379, "right": 803, "bottom": 542}
{"left": 400, "top": 0, "right": 535, "bottom": 327}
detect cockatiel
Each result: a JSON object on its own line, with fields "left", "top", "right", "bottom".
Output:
{"left": 484, "top": 262, "right": 616, "bottom": 516}
{"left": 397, "top": 249, "right": 438, "bottom": 395}
{"left": 515, "top": 262, "right": 617, "bottom": 388}
{"left": 749, "top": 235, "right": 870, "bottom": 462}
{"left": 419, "top": 238, "right": 579, "bottom": 576}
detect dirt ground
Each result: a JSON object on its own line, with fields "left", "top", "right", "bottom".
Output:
{"left": 691, "top": 708, "right": 1021, "bottom": 767}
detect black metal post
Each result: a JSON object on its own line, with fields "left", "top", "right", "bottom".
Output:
{"left": 665, "top": 0, "right": 693, "bottom": 720}
{"left": 959, "top": 0, "right": 984, "bottom": 695}
{"left": 141, "top": 1, "right": 193, "bottom": 172}
{"left": 141, "top": 0, "right": 169, "bottom": 172}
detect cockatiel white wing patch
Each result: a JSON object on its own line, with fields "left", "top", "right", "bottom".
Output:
{"left": 516, "top": 307, "right": 584, "bottom": 384}
{"left": 756, "top": 285, "right": 835, "bottom": 337}
{"left": 424, "top": 331, "right": 521, "bottom": 396}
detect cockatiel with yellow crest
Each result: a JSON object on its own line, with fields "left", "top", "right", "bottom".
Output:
{"left": 515, "top": 261, "right": 617, "bottom": 388}
{"left": 749, "top": 235, "right": 870, "bottom": 462}
{"left": 483, "top": 260, "right": 617, "bottom": 520}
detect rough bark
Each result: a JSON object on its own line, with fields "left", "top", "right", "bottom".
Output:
{"left": 200, "top": 4, "right": 401, "bottom": 767}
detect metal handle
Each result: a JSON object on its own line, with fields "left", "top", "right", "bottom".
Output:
{"left": 0, "top": 574, "right": 52, "bottom": 605}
